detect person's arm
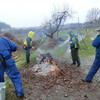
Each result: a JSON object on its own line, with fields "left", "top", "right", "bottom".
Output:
{"left": 92, "top": 35, "right": 100, "bottom": 47}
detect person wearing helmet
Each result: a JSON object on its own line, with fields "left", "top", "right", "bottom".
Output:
{"left": 68, "top": 31, "right": 81, "bottom": 67}
{"left": 82, "top": 29, "right": 100, "bottom": 83}
{"left": 0, "top": 35, "right": 24, "bottom": 98}
{"left": 23, "top": 31, "right": 35, "bottom": 63}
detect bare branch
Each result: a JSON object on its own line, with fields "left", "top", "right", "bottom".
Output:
{"left": 42, "top": 5, "right": 74, "bottom": 39}
{"left": 86, "top": 8, "right": 100, "bottom": 23}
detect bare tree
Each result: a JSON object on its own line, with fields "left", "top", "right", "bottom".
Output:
{"left": 42, "top": 6, "right": 73, "bottom": 39}
{"left": 86, "top": 8, "right": 100, "bottom": 26}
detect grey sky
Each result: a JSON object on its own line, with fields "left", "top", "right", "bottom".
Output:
{"left": 0, "top": 0, "right": 100, "bottom": 27}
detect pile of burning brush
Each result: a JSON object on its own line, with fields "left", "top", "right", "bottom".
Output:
{"left": 36, "top": 53, "right": 57, "bottom": 65}
{"left": 30, "top": 53, "right": 59, "bottom": 75}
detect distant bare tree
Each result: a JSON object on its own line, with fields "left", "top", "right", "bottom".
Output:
{"left": 86, "top": 8, "right": 100, "bottom": 25}
{"left": 42, "top": 6, "right": 73, "bottom": 39}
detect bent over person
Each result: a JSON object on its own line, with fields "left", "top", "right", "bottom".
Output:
{"left": 82, "top": 29, "right": 100, "bottom": 83}
{"left": 68, "top": 31, "right": 81, "bottom": 67}
{"left": 0, "top": 36, "right": 24, "bottom": 98}
{"left": 23, "top": 31, "right": 35, "bottom": 63}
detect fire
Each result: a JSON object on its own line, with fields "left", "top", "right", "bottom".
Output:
{"left": 31, "top": 51, "right": 59, "bottom": 76}
{"left": 33, "top": 65, "right": 40, "bottom": 72}
{"left": 51, "top": 65, "right": 59, "bottom": 75}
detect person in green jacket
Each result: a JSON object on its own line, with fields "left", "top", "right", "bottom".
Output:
{"left": 68, "top": 31, "right": 81, "bottom": 67}
{"left": 23, "top": 31, "right": 35, "bottom": 63}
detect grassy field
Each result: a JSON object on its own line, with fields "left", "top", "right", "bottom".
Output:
{"left": 51, "top": 28, "right": 97, "bottom": 58}
{"left": 52, "top": 44, "right": 68, "bottom": 58}
{"left": 79, "top": 34, "right": 95, "bottom": 57}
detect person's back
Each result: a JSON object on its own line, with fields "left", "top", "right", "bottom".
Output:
{"left": 0, "top": 36, "right": 24, "bottom": 98}
{"left": 0, "top": 36, "right": 16, "bottom": 58}
{"left": 92, "top": 34, "right": 100, "bottom": 53}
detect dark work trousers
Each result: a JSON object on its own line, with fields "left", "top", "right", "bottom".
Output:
{"left": 71, "top": 48, "right": 80, "bottom": 65}
{"left": 25, "top": 49, "right": 30, "bottom": 63}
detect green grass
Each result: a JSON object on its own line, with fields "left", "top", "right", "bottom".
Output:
{"left": 52, "top": 29, "right": 96, "bottom": 58}
{"left": 56, "top": 30, "right": 68, "bottom": 40}
{"left": 15, "top": 50, "right": 37, "bottom": 68}
{"left": 5, "top": 79, "right": 16, "bottom": 100}
{"left": 52, "top": 44, "right": 68, "bottom": 58}
{"left": 39, "top": 28, "right": 96, "bottom": 59}
{"left": 79, "top": 34, "right": 95, "bottom": 57}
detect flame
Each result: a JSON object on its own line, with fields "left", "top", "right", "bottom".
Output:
{"left": 34, "top": 65, "right": 40, "bottom": 72}
{"left": 51, "top": 65, "right": 59, "bottom": 75}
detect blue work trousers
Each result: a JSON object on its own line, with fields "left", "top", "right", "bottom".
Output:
{"left": 86, "top": 53, "right": 100, "bottom": 81}
{"left": 0, "top": 58, "right": 24, "bottom": 96}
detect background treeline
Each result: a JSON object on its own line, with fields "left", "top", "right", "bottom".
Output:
{"left": 0, "top": 22, "right": 11, "bottom": 30}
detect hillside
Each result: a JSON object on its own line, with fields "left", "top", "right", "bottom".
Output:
{"left": 0, "top": 22, "right": 11, "bottom": 30}
{"left": 3, "top": 33, "right": 22, "bottom": 48}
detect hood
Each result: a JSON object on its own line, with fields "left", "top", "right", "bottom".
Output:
{"left": 28, "top": 31, "right": 35, "bottom": 39}
{"left": 68, "top": 31, "right": 74, "bottom": 37}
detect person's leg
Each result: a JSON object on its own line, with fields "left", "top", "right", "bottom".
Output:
{"left": 6, "top": 58, "right": 24, "bottom": 97}
{"left": 71, "top": 48, "right": 76, "bottom": 64}
{"left": 0, "top": 62, "right": 5, "bottom": 82}
{"left": 75, "top": 48, "right": 81, "bottom": 66}
{"left": 26, "top": 49, "right": 30, "bottom": 63}
{"left": 85, "top": 60, "right": 100, "bottom": 82}
{"left": 82, "top": 54, "right": 100, "bottom": 83}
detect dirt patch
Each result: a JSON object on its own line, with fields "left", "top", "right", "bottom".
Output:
{"left": 5, "top": 53, "right": 100, "bottom": 100}
{"left": 20, "top": 61, "right": 100, "bottom": 100}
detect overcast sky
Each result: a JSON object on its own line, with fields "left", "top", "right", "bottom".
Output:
{"left": 0, "top": 0, "right": 100, "bottom": 27}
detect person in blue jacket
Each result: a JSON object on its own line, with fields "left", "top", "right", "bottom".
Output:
{"left": 0, "top": 36, "right": 24, "bottom": 98}
{"left": 68, "top": 31, "right": 80, "bottom": 67}
{"left": 82, "top": 29, "right": 100, "bottom": 83}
